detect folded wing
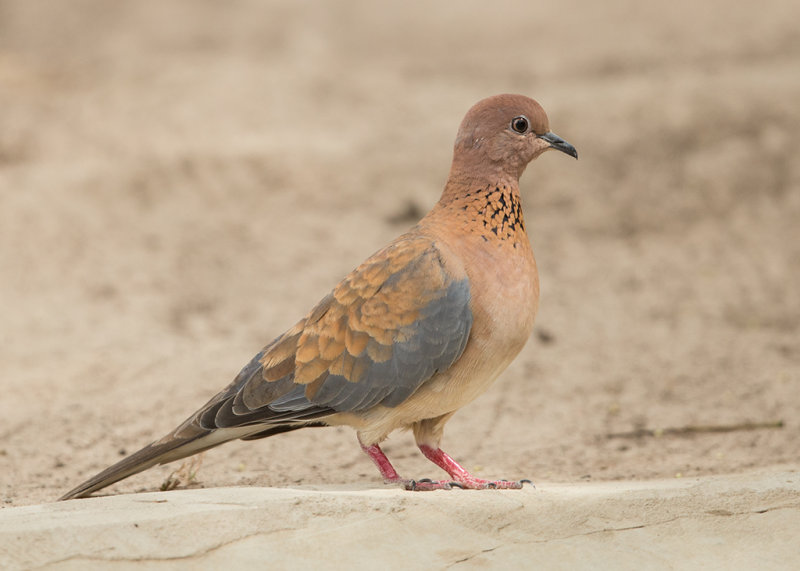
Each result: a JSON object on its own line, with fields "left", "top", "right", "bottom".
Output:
{"left": 60, "top": 235, "right": 472, "bottom": 499}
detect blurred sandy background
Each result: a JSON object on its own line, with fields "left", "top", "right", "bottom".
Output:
{"left": 1, "top": 0, "right": 798, "bottom": 507}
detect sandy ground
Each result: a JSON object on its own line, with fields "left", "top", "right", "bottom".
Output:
{"left": 2, "top": 471, "right": 798, "bottom": 569}
{"left": 0, "top": 0, "right": 799, "bottom": 565}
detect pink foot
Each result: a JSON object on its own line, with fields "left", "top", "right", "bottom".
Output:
{"left": 418, "top": 444, "right": 533, "bottom": 490}
{"left": 359, "top": 440, "right": 458, "bottom": 490}
{"left": 359, "top": 438, "right": 532, "bottom": 491}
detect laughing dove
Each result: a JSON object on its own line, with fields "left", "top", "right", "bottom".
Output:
{"left": 59, "top": 94, "right": 577, "bottom": 500}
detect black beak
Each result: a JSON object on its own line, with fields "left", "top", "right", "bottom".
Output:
{"left": 538, "top": 131, "right": 578, "bottom": 159}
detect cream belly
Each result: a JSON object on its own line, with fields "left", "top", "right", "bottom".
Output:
{"left": 331, "top": 312, "right": 533, "bottom": 443}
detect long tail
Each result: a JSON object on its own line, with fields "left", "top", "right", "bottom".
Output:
{"left": 58, "top": 426, "right": 258, "bottom": 501}
{"left": 59, "top": 334, "right": 335, "bottom": 500}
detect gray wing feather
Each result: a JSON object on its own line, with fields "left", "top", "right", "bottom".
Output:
{"left": 307, "top": 278, "right": 472, "bottom": 411}
{"left": 203, "top": 245, "right": 472, "bottom": 426}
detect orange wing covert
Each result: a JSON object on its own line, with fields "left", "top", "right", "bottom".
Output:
{"left": 196, "top": 236, "right": 473, "bottom": 432}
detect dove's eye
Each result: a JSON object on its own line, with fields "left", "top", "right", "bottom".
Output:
{"left": 510, "top": 116, "right": 529, "bottom": 134}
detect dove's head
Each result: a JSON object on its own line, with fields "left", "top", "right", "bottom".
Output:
{"left": 450, "top": 94, "right": 577, "bottom": 183}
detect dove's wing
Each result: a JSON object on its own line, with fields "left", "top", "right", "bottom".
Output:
{"left": 196, "top": 234, "right": 473, "bottom": 428}
{"left": 60, "top": 235, "right": 472, "bottom": 499}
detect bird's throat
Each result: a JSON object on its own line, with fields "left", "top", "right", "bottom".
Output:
{"left": 435, "top": 182, "right": 528, "bottom": 244}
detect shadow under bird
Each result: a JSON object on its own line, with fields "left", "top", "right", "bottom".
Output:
{"left": 60, "top": 93, "right": 577, "bottom": 500}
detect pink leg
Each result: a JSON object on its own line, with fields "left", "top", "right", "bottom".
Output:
{"left": 360, "top": 441, "right": 402, "bottom": 482}
{"left": 359, "top": 439, "right": 455, "bottom": 491}
{"left": 418, "top": 445, "right": 530, "bottom": 490}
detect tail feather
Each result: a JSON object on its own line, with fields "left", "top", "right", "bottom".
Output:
{"left": 58, "top": 426, "right": 256, "bottom": 501}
